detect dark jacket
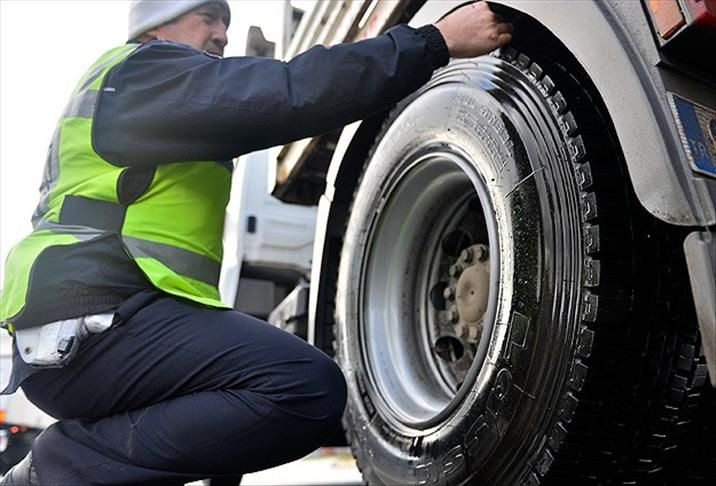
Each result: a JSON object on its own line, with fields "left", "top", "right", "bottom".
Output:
{"left": 94, "top": 24, "right": 449, "bottom": 166}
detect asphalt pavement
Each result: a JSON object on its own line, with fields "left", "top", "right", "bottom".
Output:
{"left": 187, "top": 447, "right": 363, "bottom": 486}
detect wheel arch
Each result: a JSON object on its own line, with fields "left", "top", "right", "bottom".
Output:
{"left": 408, "top": 0, "right": 714, "bottom": 227}
{"left": 307, "top": 112, "right": 390, "bottom": 353}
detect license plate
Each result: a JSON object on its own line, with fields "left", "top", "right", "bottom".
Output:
{"left": 670, "top": 93, "right": 716, "bottom": 178}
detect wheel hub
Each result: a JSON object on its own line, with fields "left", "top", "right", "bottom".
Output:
{"left": 446, "top": 244, "right": 490, "bottom": 344}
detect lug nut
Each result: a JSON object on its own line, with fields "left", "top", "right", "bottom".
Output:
{"left": 460, "top": 248, "right": 474, "bottom": 263}
{"left": 449, "top": 264, "right": 461, "bottom": 278}
{"left": 443, "top": 287, "right": 455, "bottom": 301}
{"left": 476, "top": 246, "right": 489, "bottom": 261}
{"left": 447, "top": 309, "right": 459, "bottom": 323}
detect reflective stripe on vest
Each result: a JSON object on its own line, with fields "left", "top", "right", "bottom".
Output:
{"left": 122, "top": 236, "right": 221, "bottom": 287}
{"left": 1, "top": 43, "right": 232, "bottom": 328}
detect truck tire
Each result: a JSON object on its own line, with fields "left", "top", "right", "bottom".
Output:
{"left": 334, "top": 46, "right": 709, "bottom": 485}
{"left": 670, "top": 384, "right": 716, "bottom": 484}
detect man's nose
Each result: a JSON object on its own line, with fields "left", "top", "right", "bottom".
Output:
{"left": 213, "top": 24, "right": 228, "bottom": 49}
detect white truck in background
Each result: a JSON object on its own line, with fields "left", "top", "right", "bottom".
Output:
{"left": 219, "top": 150, "right": 316, "bottom": 320}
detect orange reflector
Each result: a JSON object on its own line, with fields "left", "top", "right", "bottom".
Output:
{"left": 0, "top": 409, "right": 5, "bottom": 422}
{"left": 684, "top": 0, "right": 716, "bottom": 28}
{"left": 648, "top": 0, "right": 687, "bottom": 38}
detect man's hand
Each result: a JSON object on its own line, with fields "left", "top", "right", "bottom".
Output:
{"left": 435, "top": 2, "right": 514, "bottom": 58}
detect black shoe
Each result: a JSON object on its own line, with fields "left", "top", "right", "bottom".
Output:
{"left": 0, "top": 452, "right": 39, "bottom": 486}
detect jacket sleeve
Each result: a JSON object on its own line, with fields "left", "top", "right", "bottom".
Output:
{"left": 93, "top": 24, "right": 449, "bottom": 166}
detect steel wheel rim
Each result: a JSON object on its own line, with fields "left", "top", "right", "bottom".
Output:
{"left": 360, "top": 149, "right": 500, "bottom": 429}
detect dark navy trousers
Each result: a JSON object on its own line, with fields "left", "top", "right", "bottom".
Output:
{"left": 20, "top": 293, "right": 347, "bottom": 485}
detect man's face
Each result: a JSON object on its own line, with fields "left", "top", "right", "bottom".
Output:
{"left": 147, "top": 2, "right": 229, "bottom": 56}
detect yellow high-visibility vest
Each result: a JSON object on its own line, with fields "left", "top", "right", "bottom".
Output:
{"left": 1, "top": 44, "right": 231, "bottom": 332}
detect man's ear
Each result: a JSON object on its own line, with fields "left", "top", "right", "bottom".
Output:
{"left": 136, "top": 32, "right": 157, "bottom": 43}
{"left": 144, "top": 27, "right": 160, "bottom": 39}
{"left": 139, "top": 26, "right": 166, "bottom": 42}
